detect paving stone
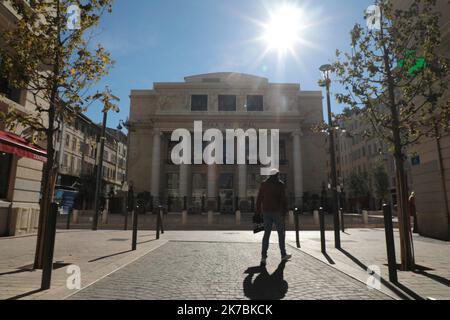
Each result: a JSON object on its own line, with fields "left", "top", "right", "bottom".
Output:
{"left": 70, "top": 241, "right": 390, "bottom": 300}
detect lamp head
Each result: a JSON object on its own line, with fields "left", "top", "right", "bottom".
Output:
{"left": 319, "top": 64, "right": 333, "bottom": 81}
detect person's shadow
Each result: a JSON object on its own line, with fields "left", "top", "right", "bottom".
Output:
{"left": 243, "top": 261, "right": 288, "bottom": 300}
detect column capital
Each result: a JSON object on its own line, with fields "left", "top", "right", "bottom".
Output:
{"left": 291, "top": 129, "right": 304, "bottom": 138}
{"left": 152, "top": 128, "right": 163, "bottom": 137}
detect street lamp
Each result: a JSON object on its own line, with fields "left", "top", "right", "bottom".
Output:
{"left": 319, "top": 64, "right": 341, "bottom": 249}
{"left": 92, "top": 110, "right": 108, "bottom": 231}
{"left": 121, "top": 180, "right": 129, "bottom": 230}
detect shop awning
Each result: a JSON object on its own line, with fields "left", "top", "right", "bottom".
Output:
{"left": 0, "top": 130, "right": 47, "bottom": 163}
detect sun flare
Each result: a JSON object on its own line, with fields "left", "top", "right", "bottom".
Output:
{"left": 262, "top": 4, "right": 305, "bottom": 55}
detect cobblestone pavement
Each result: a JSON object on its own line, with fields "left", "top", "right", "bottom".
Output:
{"left": 69, "top": 241, "right": 390, "bottom": 300}
{"left": 1, "top": 229, "right": 449, "bottom": 300}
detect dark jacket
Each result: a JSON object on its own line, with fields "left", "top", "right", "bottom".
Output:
{"left": 256, "top": 176, "right": 288, "bottom": 216}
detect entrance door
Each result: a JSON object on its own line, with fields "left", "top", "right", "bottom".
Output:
{"left": 219, "top": 173, "right": 234, "bottom": 214}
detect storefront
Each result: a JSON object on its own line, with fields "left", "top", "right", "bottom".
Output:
{"left": 0, "top": 130, "right": 47, "bottom": 236}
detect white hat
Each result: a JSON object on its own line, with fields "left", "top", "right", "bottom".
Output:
{"left": 269, "top": 168, "right": 280, "bottom": 176}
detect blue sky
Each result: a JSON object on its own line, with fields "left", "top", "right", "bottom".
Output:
{"left": 85, "top": 0, "right": 375, "bottom": 129}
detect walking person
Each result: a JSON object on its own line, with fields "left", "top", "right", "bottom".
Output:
{"left": 256, "top": 168, "right": 292, "bottom": 266}
{"left": 409, "top": 191, "right": 419, "bottom": 234}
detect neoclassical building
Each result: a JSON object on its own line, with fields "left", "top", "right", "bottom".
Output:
{"left": 128, "top": 73, "right": 327, "bottom": 213}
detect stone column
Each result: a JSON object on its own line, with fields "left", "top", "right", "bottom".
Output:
{"left": 238, "top": 165, "right": 247, "bottom": 199}
{"left": 292, "top": 130, "right": 304, "bottom": 206}
{"left": 207, "top": 163, "right": 217, "bottom": 211}
{"left": 151, "top": 129, "right": 162, "bottom": 201}
{"left": 179, "top": 164, "right": 191, "bottom": 211}
{"left": 179, "top": 165, "right": 191, "bottom": 197}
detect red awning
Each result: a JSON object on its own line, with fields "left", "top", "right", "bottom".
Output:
{"left": 0, "top": 130, "right": 47, "bottom": 163}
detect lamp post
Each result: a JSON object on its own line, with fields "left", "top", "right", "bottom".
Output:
{"left": 121, "top": 181, "right": 129, "bottom": 230}
{"left": 319, "top": 64, "right": 341, "bottom": 249}
{"left": 92, "top": 110, "right": 108, "bottom": 231}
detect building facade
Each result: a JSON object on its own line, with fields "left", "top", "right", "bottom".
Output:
{"left": 395, "top": 0, "right": 450, "bottom": 240}
{"left": 54, "top": 114, "right": 128, "bottom": 211}
{"left": 328, "top": 110, "right": 413, "bottom": 212}
{"left": 0, "top": 0, "right": 47, "bottom": 236}
{"left": 128, "top": 73, "right": 327, "bottom": 213}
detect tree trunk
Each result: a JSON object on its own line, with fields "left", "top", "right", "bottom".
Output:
{"left": 393, "top": 151, "right": 415, "bottom": 270}
{"left": 34, "top": 0, "right": 62, "bottom": 270}
{"left": 33, "top": 137, "right": 57, "bottom": 269}
{"left": 379, "top": 11, "right": 415, "bottom": 270}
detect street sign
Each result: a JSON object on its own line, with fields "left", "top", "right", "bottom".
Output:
{"left": 411, "top": 155, "right": 421, "bottom": 166}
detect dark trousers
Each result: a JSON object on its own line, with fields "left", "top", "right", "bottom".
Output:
{"left": 261, "top": 212, "right": 287, "bottom": 258}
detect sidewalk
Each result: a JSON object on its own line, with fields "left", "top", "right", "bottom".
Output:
{"left": 0, "top": 229, "right": 448, "bottom": 300}
{"left": 287, "top": 229, "right": 450, "bottom": 300}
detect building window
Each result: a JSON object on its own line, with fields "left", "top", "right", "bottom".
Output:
{"left": 218, "top": 95, "right": 236, "bottom": 111}
{"left": 0, "top": 60, "right": 22, "bottom": 104}
{"left": 192, "top": 173, "right": 206, "bottom": 190}
{"left": 248, "top": 173, "right": 263, "bottom": 189}
{"left": 219, "top": 173, "right": 234, "bottom": 189}
{"left": 0, "top": 152, "right": 12, "bottom": 199}
{"left": 63, "top": 153, "right": 68, "bottom": 167}
{"left": 65, "top": 134, "right": 70, "bottom": 147}
{"left": 246, "top": 95, "right": 263, "bottom": 111}
{"left": 167, "top": 173, "right": 179, "bottom": 190}
{"left": 191, "top": 95, "right": 208, "bottom": 111}
{"left": 280, "top": 140, "right": 288, "bottom": 165}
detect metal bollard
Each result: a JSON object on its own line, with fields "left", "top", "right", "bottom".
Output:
{"left": 294, "top": 207, "right": 301, "bottom": 248}
{"left": 66, "top": 208, "right": 71, "bottom": 230}
{"left": 132, "top": 209, "right": 138, "bottom": 251}
{"left": 41, "top": 203, "right": 58, "bottom": 290}
{"left": 319, "top": 207, "right": 326, "bottom": 254}
{"left": 156, "top": 206, "right": 164, "bottom": 239}
{"left": 160, "top": 207, "right": 165, "bottom": 234}
{"left": 383, "top": 204, "right": 398, "bottom": 283}
{"left": 340, "top": 208, "right": 345, "bottom": 233}
{"left": 124, "top": 202, "right": 129, "bottom": 231}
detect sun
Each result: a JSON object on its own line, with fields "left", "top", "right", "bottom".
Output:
{"left": 262, "top": 4, "right": 305, "bottom": 55}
